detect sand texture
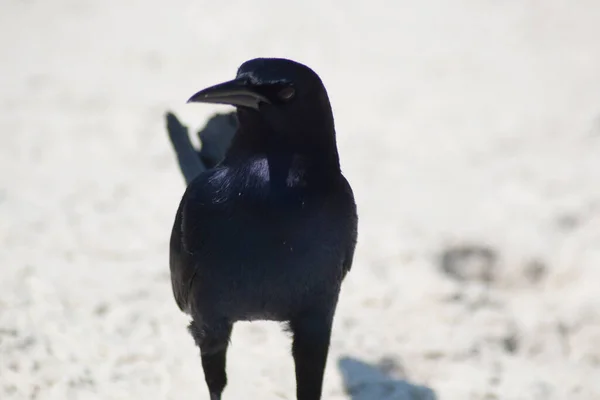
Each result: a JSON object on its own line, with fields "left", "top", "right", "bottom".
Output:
{"left": 1, "top": 1, "right": 600, "bottom": 399}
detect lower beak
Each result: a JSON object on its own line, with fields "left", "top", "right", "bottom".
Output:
{"left": 187, "top": 77, "right": 271, "bottom": 110}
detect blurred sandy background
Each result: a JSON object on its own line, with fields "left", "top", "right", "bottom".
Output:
{"left": 1, "top": 0, "right": 600, "bottom": 399}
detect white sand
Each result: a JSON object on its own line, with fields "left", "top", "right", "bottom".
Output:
{"left": 1, "top": 1, "right": 600, "bottom": 399}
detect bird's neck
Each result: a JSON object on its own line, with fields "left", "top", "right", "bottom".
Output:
{"left": 222, "top": 114, "right": 341, "bottom": 181}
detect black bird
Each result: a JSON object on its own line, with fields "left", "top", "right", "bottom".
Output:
{"left": 168, "top": 58, "right": 358, "bottom": 400}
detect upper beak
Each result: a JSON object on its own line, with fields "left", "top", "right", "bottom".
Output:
{"left": 187, "top": 77, "right": 271, "bottom": 110}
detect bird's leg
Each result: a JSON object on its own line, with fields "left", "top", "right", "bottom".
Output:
{"left": 188, "top": 320, "right": 233, "bottom": 400}
{"left": 202, "top": 350, "right": 228, "bottom": 400}
{"left": 290, "top": 309, "right": 335, "bottom": 400}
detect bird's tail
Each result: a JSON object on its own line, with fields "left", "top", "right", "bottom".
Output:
{"left": 165, "top": 112, "right": 206, "bottom": 185}
{"left": 165, "top": 111, "right": 238, "bottom": 185}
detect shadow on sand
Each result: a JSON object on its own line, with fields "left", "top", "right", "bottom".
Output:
{"left": 338, "top": 357, "right": 437, "bottom": 400}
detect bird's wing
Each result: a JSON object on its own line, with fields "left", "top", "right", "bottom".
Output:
{"left": 165, "top": 111, "right": 238, "bottom": 311}
{"left": 341, "top": 176, "right": 359, "bottom": 275}
{"left": 342, "top": 241, "right": 356, "bottom": 275}
{"left": 168, "top": 170, "right": 228, "bottom": 312}
{"left": 169, "top": 193, "right": 194, "bottom": 312}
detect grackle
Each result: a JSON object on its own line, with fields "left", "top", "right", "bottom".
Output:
{"left": 168, "top": 58, "right": 358, "bottom": 400}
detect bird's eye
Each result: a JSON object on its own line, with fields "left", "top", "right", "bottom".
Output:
{"left": 277, "top": 86, "right": 295, "bottom": 101}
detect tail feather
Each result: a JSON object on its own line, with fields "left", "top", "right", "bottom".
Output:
{"left": 196, "top": 112, "right": 238, "bottom": 169}
{"left": 165, "top": 111, "right": 238, "bottom": 185}
{"left": 165, "top": 112, "right": 206, "bottom": 185}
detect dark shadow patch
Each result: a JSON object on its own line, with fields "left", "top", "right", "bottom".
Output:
{"left": 439, "top": 244, "right": 497, "bottom": 284}
{"left": 523, "top": 258, "right": 547, "bottom": 284}
{"left": 338, "top": 356, "right": 437, "bottom": 400}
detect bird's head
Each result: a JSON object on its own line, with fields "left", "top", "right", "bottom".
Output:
{"left": 187, "top": 58, "right": 335, "bottom": 136}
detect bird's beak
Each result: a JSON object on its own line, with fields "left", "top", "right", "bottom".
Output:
{"left": 187, "top": 77, "right": 271, "bottom": 110}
